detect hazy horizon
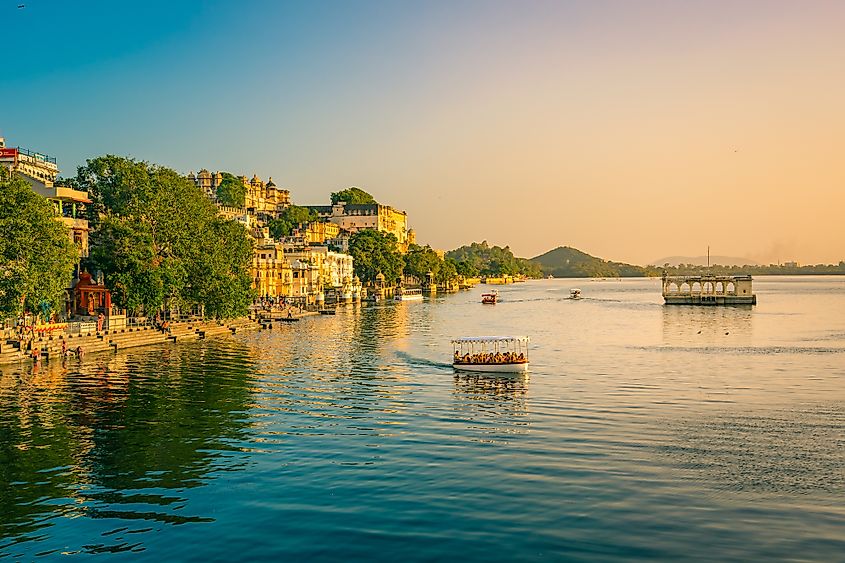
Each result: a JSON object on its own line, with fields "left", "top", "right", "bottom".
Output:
{"left": 3, "top": 0, "right": 843, "bottom": 265}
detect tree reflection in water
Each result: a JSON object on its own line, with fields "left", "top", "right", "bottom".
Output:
{"left": 0, "top": 339, "right": 257, "bottom": 555}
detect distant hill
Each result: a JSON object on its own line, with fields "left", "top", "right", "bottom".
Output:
{"left": 651, "top": 255, "right": 759, "bottom": 267}
{"left": 531, "top": 246, "right": 646, "bottom": 278}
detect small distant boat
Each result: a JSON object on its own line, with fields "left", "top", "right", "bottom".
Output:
{"left": 319, "top": 308, "right": 336, "bottom": 315}
{"left": 481, "top": 290, "right": 498, "bottom": 304}
{"left": 452, "top": 336, "right": 530, "bottom": 373}
{"left": 569, "top": 288, "right": 581, "bottom": 299}
{"left": 394, "top": 287, "right": 423, "bottom": 302}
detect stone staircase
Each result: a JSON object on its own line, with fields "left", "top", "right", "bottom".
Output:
{"left": 0, "top": 318, "right": 260, "bottom": 366}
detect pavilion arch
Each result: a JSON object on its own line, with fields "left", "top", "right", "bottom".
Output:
{"left": 703, "top": 281, "right": 714, "bottom": 294}
{"left": 726, "top": 282, "right": 736, "bottom": 294}
{"left": 691, "top": 281, "right": 701, "bottom": 293}
{"left": 716, "top": 281, "right": 725, "bottom": 294}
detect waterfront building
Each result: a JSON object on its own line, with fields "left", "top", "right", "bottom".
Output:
{"left": 306, "top": 202, "right": 413, "bottom": 251}
{"left": 251, "top": 241, "right": 355, "bottom": 302}
{"left": 252, "top": 243, "right": 294, "bottom": 299}
{"left": 662, "top": 273, "right": 756, "bottom": 305}
{"left": 283, "top": 245, "right": 355, "bottom": 291}
{"left": 0, "top": 137, "right": 90, "bottom": 259}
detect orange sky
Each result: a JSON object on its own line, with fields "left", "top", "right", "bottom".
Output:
{"left": 5, "top": 1, "right": 844, "bottom": 265}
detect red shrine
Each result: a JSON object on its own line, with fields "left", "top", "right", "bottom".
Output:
{"left": 72, "top": 271, "right": 112, "bottom": 316}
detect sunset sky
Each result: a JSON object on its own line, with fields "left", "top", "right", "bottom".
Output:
{"left": 3, "top": 0, "right": 843, "bottom": 265}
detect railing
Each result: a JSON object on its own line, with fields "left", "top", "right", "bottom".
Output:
{"left": 16, "top": 146, "right": 57, "bottom": 165}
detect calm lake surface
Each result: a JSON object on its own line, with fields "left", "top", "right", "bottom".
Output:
{"left": 2, "top": 277, "right": 844, "bottom": 561}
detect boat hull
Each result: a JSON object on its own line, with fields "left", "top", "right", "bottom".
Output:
{"left": 395, "top": 295, "right": 423, "bottom": 301}
{"left": 453, "top": 362, "right": 529, "bottom": 373}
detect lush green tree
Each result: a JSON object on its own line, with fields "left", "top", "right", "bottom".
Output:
{"left": 454, "top": 259, "right": 478, "bottom": 278}
{"left": 330, "top": 187, "right": 377, "bottom": 206}
{"left": 403, "top": 244, "right": 442, "bottom": 281}
{"left": 348, "top": 230, "right": 404, "bottom": 285}
{"left": 436, "top": 257, "right": 458, "bottom": 284}
{"left": 0, "top": 171, "right": 77, "bottom": 319}
{"left": 215, "top": 172, "right": 246, "bottom": 208}
{"left": 73, "top": 156, "right": 254, "bottom": 317}
{"left": 267, "top": 205, "right": 318, "bottom": 239}
{"left": 184, "top": 218, "right": 255, "bottom": 318}
{"left": 446, "top": 241, "right": 542, "bottom": 278}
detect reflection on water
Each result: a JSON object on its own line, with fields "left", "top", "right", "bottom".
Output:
{"left": 0, "top": 342, "right": 256, "bottom": 556}
{"left": 1, "top": 277, "right": 844, "bottom": 561}
{"left": 661, "top": 305, "right": 754, "bottom": 347}
{"left": 452, "top": 374, "right": 529, "bottom": 441}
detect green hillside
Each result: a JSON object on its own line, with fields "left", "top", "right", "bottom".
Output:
{"left": 531, "top": 246, "right": 647, "bottom": 278}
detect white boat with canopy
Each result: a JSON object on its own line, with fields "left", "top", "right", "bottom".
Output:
{"left": 451, "top": 336, "right": 530, "bottom": 373}
{"left": 395, "top": 287, "right": 423, "bottom": 301}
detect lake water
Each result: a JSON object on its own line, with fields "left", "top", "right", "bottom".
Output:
{"left": 1, "top": 277, "right": 844, "bottom": 561}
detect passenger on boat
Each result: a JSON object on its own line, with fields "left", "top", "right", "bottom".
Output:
{"left": 454, "top": 351, "right": 527, "bottom": 364}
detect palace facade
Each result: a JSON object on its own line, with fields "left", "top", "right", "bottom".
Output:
{"left": 306, "top": 202, "right": 415, "bottom": 251}
{"left": 188, "top": 169, "right": 291, "bottom": 215}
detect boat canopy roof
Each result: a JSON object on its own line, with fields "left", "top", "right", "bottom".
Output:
{"left": 451, "top": 336, "right": 529, "bottom": 344}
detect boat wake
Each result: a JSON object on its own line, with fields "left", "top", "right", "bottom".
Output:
{"left": 636, "top": 345, "right": 845, "bottom": 356}
{"left": 393, "top": 350, "right": 452, "bottom": 369}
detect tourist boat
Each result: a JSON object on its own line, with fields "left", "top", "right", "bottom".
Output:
{"left": 481, "top": 290, "right": 498, "bottom": 304}
{"left": 394, "top": 287, "right": 423, "bottom": 302}
{"left": 569, "top": 288, "right": 581, "bottom": 299}
{"left": 451, "top": 336, "right": 529, "bottom": 373}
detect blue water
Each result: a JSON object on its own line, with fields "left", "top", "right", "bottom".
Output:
{"left": 1, "top": 277, "right": 844, "bottom": 560}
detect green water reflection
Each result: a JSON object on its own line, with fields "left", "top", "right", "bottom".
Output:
{"left": 0, "top": 342, "right": 256, "bottom": 552}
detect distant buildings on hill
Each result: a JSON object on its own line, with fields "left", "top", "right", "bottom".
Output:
{"left": 187, "top": 167, "right": 414, "bottom": 301}
{"left": 188, "top": 169, "right": 291, "bottom": 215}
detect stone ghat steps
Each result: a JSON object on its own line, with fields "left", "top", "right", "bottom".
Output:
{"left": 0, "top": 319, "right": 261, "bottom": 365}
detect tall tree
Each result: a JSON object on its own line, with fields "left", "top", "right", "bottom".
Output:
{"left": 0, "top": 170, "right": 77, "bottom": 319}
{"left": 330, "top": 187, "right": 377, "bottom": 206}
{"left": 403, "top": 244, "right": 442, "bottom": 281}
{"left": 348, "top": 230, "right": 404, "bottom": 285}
{"left": 436, "top": 258, "right": 458, "bottom": 284}
{"left": 267, "top": 205, "right": 318, "bottom": 239}
{"left": 215, "top": 172, "right": 246, "bottom": 208}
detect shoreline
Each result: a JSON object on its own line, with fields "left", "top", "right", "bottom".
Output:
{"left": 0, "top": 316, "right": 269, "bottom": 367}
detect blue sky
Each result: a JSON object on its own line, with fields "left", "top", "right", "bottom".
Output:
{"left": 3, "top": 1, "right": 844, "bottom": 264}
